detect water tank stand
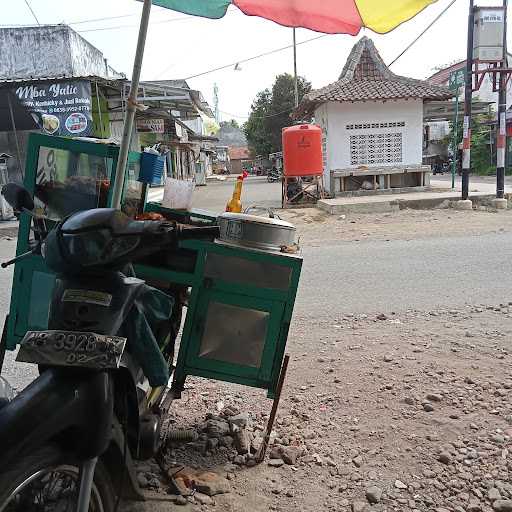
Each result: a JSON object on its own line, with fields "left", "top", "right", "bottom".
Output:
{"left": 281, "top": 175, "right": 325, "bottom": 209}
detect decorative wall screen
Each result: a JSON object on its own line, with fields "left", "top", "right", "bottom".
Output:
{"left": 349, "top": 132, "right": 403, "bottom": 166}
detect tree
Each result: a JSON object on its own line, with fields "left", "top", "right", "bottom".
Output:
{"left": 243, "top": 88, "right": 272, "bottom": 156}
{"left": 444, "top": 111, "right": 495, "bottom": 175}
{"left": 244, "top": 73, "right": 311, "bottom": 155}
{"left": 220, "top": 119, "right": 240, "bottom": 129}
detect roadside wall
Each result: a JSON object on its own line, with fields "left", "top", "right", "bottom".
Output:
{"left": 317, "top": 100, "right": 423, "bottom": 193}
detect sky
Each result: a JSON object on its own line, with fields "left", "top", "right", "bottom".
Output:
{"left": 2, "top": 0, "right": 510, "bottom": 122}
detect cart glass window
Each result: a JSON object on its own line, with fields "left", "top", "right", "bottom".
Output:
{"left": 122, "top": 159, "right": 143, "bottom": 217}
{"left": 35, "top": 146, "right": 112, "bottom": 220}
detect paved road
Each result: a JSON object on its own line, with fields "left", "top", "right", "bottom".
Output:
{"left": 148, "top": 176, "right": 282, "bottom": 212}
{"left": 2, "top": 229, "right": 512, "bottom": 389}
{"left": 295, "top": 231, "right": 512, "bottom": 318}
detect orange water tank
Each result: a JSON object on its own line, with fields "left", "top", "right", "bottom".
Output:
{"left": 282, "top": 124, "right": 323, "bottom": 176}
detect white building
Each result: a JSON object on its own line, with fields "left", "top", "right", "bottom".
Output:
{"left": 297, "top": 37, "right": 453, "bottom": 195}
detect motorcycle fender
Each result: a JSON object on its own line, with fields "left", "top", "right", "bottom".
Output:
{"left": 0, "top": 368, "right": 113, "bottom": 467}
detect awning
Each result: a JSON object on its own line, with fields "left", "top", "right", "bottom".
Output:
{"left": 0, "top": 89, "right": 39, "bottom": 132}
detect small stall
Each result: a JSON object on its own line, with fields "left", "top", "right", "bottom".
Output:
{"left": 2, "top": 133, "right": 302, "bottom": 399}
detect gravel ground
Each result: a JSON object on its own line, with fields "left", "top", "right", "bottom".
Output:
{"left": 124, "top": 208, "right": 512, "bottom": 512}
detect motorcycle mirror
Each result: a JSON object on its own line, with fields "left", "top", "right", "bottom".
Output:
{"left": 1, "top": 183, "right": 34, "bottom": 212}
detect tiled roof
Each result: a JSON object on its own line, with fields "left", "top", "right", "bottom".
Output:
{"left": 228, "top": 146, "right": 251, "bottom": 160}
{"left": 297, "top": 37, "right": 453, "bottom": 116}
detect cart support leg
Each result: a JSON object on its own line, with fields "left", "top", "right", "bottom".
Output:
{"left": 0, "top": 316, "right": 8, "bottom": 374}
{"left": 255, "top": 354, "right": 290, "bottom": 463}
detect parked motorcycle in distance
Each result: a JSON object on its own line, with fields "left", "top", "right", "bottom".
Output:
{"left": 0, "top": 183, "right": 219, "bottom": 512}
{"left": 267, "top": 167, "right": 282, "bottom": 183}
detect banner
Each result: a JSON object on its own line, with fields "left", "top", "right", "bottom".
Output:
{"left": 137, "top": 118, "right": 165, "bottom": 133}
{"left": 13, "top": 80, "right": 93, "bottom": 136}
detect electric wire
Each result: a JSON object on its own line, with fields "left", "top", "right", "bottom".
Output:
{"left": 23, "top": 0, "right": 40, "bottom": 25}
{"left": 174, "top": 34, "right": 328, "bottom": 81}
{"left": 388, "top": 0, "right": 458, "bottom": 67}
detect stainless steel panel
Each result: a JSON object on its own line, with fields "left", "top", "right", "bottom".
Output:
{"left": 204, "top": 253, "right": 292, "bottom": 290}
{"left": 198, "top": 302, "right": 269, "bottom": 368}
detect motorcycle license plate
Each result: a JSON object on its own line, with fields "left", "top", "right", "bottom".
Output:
{"left": 16, "top": 330, "right": 127, "bottom": 369}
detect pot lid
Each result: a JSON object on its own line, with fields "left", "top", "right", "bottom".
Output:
{"left": 218, "top": 212, "right": 295, "bottom": 230}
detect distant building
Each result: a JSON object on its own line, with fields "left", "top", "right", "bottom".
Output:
{"left": 297, "top": 36, "right": 452, "bottom": 196}
{"left": 213, "top": 145, "right": 230, "bottom": 174}
{"left": 217, "top": 122, "right": 247, "bottom": 147}
{"left": 0, "top": 24, "right": 125, "bottom": 181}
{"left": 228, "top": 146, "right": 251, "bottom": 174}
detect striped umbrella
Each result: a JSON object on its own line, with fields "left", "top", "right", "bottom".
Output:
{"left": 111, "top": 0, "right": 439, "bottom": 206}
{"left": 151, "top": 0, "right": 439, "bottom": 35}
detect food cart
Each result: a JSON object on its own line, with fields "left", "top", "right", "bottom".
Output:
{"left": 1, "top": 133, "right": 302, "bottom": 399}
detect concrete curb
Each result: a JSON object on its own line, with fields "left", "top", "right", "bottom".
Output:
{"left": 317, "top": 193, "right": 512, "bottom": 215}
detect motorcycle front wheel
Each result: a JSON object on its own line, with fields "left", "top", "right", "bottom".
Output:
{"left": 0, "top": 445, "right": 115, "bottom": 512}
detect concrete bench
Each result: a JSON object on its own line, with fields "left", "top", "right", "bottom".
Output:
{"left": 330, "top": 165, "right": 431, "bottom": 197}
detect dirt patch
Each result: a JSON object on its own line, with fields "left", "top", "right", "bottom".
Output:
{"left": 280, "top": 207, "right": 512, "bottom": 246}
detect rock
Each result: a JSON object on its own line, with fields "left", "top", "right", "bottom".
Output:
{"left": 383, "top": 354, "right": 394, "bottom": 362}
{"left": 268, "top": 458, "right": 284, "bottom": 467}
{"left": 281, "top": 446, "right": 302, "bottom": 465}
{"left": 489, "top": 488, "right": 502, "bottom": 502}
{"left": 234, "top": 430, "right": 251, "bottom": 454}
{"left": 403, "top": 397, "right": 415, "bottom": 405}
{"left": 137, "top": 473, "right": 149, "bottom": 488}
{"left": 426, "top": 393, "right": 442, "bottom": 402}
{"left": 494, "top": 500, "right": 512, "bottom": 511}
{"left": 467, "top": 501, "right": 481, "bottom": 512}
{"left": 491, "top": 434, "right": 506, "bottom": 444}
{"left": 207, "top": 437, "right": 219, "bottom": 450}
{"left": 423, "top": 403, "right": 435, "bottom": 412}
{"left": 206, "top": 419, "right": 230, "bottom": 437}
{"left": 194, "top": 492, "right": 214, "bottom": 505}
{"left": 377, "top": 313, "right": 388, "bottom": 321}
{"left": 245, "top": 458, "right": 257, "bottom": 468}
{"left": 195, "top": 472, "right": 231, "bottom": 496}
{"left": 438, "top": 452, "right": 452, "bottom": 464}
{"left": 423, "top": 469, "right": 437, "bottom": 478}
{"left": 251, "top": 436, "right": 263, "bottom": 453}
{"left": 269, "top": 446, "right": 282, "bottom": 459}
{"left": 352, "top": 455, "right": 363, "bottom": 468}
{"left": 220, "top": 435, "right": 234, "bottom": 448}
{"left": 229, "top": 413, "right": 250, "bottom": 429}
{"left": 352, "top": 500, "right": 368, "bottom": 512}
{"left": 394, "top": 479, "right": 407, "bottom": 489}
{"left": 365, "top": 485, "right": 383, "bottom": 504}
{"left": 174, "top": 496, "right": 188, "bottom": 506}
{"left": 233, "top": 455, "right": 246, "bottom": 465}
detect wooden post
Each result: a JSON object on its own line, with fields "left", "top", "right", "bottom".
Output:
{"left": 255, "top": 354, "right": 290, "bottom": 463}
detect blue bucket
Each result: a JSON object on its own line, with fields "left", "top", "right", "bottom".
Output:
{"left": 139, "top": 152, "right": 165, "bottom": 185}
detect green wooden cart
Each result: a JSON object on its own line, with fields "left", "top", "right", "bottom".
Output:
{"left": 1, "top": 133, "right": 302, "bottom": 399}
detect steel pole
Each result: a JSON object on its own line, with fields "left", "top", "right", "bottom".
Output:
{"left": 496, "top": 0, "right": 508, "bottom": 199}
{"left": 462, "top": 0, "right": 475, "bottom": 201}
{"left": 452, "top": 91, "right": 459, "bottom": 189}
{"left": 293, "top": 28, "right": 299, "bottom": 108}
{"left": 111, "top": 0, "right": 152, "bottom": 209}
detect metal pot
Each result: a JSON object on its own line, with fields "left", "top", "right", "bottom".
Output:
{"left": 217, "top": 212, "right": 296, "bottom": 251}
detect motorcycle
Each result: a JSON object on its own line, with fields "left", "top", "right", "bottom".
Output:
{"left": 267, "top": 168, "right": 282, "bottom": 183}
{"left": 0, "top": 183, "right": 219, "bottom": 512}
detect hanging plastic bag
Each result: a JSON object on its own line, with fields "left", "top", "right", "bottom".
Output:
{"left": 162, "top": 178, "right": 195, "bottom": 210}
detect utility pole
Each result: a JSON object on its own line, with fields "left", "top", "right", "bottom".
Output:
{"left": 213, "top": 83, "right": 220, "bottom": 123}
{"left": 496, "top": 0, "right": 508, "bottom": 199}
{"left": 293, "top": 28, "right": 299, "bottom": 108}
{"left": 462, "top": 0, "right": 475, "bottom": 201}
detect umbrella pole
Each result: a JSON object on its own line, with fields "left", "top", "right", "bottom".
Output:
{"left": 111, "top": 0, "right": 152, "bottom": 209}
{"left": 293, "top": 28, "right": 298, "bottom": 108}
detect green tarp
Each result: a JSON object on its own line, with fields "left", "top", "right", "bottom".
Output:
{"left": 151, "top": 0, "right": 230, "bottom": 18}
